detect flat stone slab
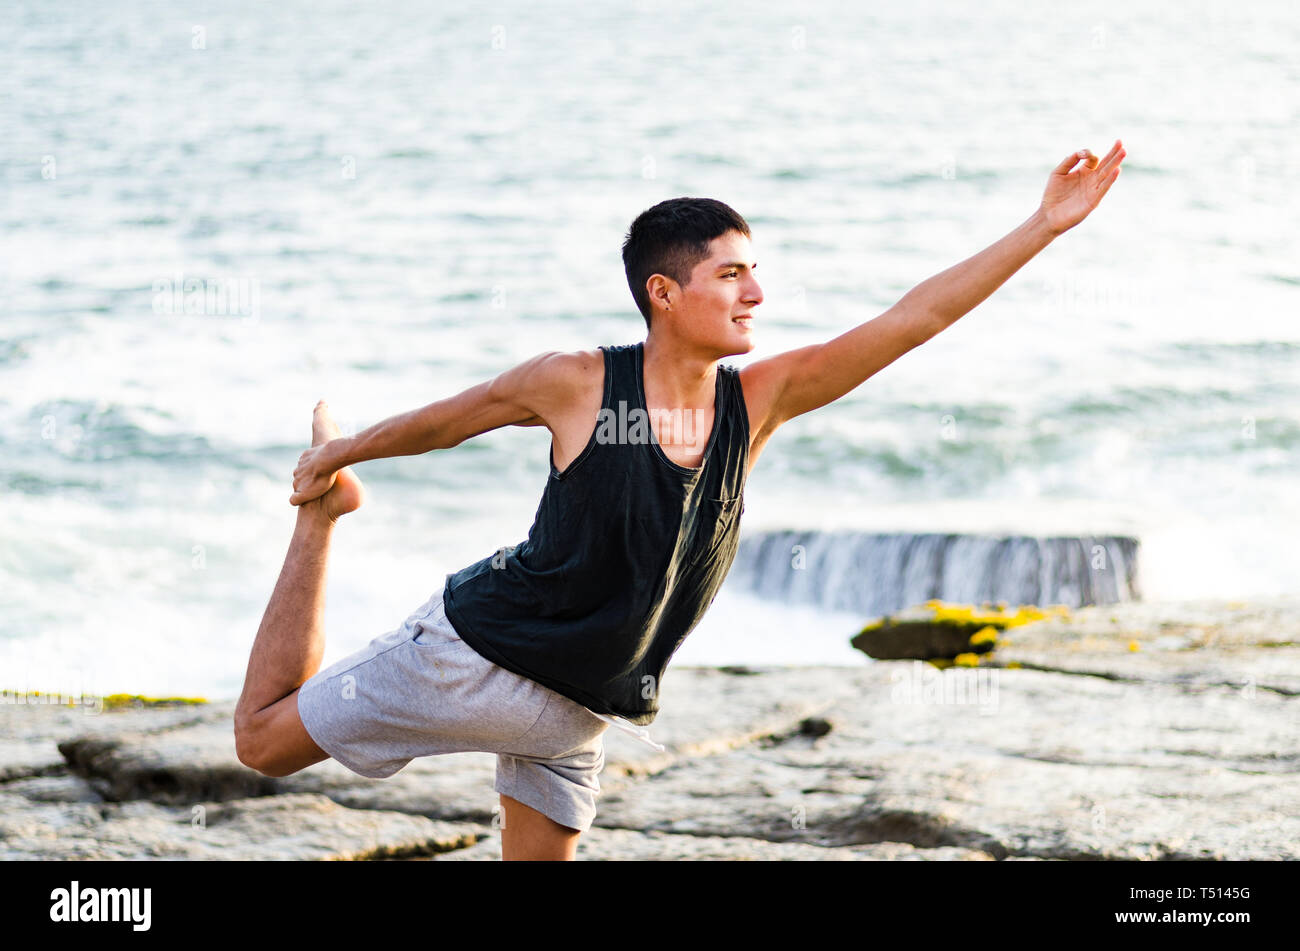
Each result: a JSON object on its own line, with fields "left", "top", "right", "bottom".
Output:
{"left": 0, "top": 740, "right": 66, "bottom": 784}
{"left": 596, "top": 665, "right": 863, "bottom": 777}
{"left": 433, "top": 826, "right": 997, "bottom": 861}
{"left": 1, "top": 774, "right": 105, "bottom": 804}
{"left": 3, "top": 598, "right": 1296, "bottom": 859}
{"left": 0, "top": 791, "right": 481, "bottom": 860}
{"left": 989, "top": 597, "right": 1300, "bottom": 695}
{"left": 589, "top": 664, "right": 1299, "bottom": 859}
{"left": 59, "top": 718, "right": 279, "bottom": 804}
{"left": 0, "top": 698, "right": 219, "bottom": 782}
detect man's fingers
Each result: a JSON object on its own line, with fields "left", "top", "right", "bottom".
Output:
{"left": 1085, "top": 159, "right": 1122, "bottom": 206}
{"left": 1091, "top": 140, "right": 1123, "bottom": 173}
{"left": 1054, "top": 140, "right": 1123, "bottom": 176}
{"left": 1089, "top": 152, "right": 1124, "bottom": 187}
{"left": 1053, "top": 150, "right": 1088, "bottom": 174}
{"left": 1099, "top": 142, "right": 1126, "bottom": 176}
{"left": 1098, "top": 163, "right": 1121, "bottom": 196}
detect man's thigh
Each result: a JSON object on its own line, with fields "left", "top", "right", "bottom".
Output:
{"left": 241, "top": 689, "right": 330, "bottom": 776}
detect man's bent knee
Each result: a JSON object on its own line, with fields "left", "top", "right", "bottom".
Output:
{"left": 234, "top": 715, "right": 287, "bottom": 777}
{"left": 233, "top": 691, "right": 328, "bottom": 777}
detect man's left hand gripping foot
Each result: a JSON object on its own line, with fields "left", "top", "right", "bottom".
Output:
{"left": 290, "top": 400, "right": 365, "bottom": 522}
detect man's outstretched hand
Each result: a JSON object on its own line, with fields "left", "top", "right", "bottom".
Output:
{"left": 1039, "top": 140, "right": 1126, "bottom": 237}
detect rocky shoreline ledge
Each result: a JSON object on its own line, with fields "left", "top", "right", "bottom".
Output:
{"left": 3, "top": 597, "right": 1297, "bottom": 860}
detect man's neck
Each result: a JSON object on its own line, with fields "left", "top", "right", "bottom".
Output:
{"left": 641, "top": 331, "right": 719, "bottom": 409}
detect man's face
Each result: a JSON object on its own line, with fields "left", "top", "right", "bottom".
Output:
{"left": 665, "top": 230, "right": 763, "bottom": 356}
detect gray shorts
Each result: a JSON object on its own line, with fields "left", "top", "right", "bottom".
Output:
{"left": 296, "top": 590, "right": 610, "bottom": 833}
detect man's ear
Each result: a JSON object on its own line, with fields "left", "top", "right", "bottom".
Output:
{"left": 646, "top": 274, "right": 674, "bottom": 314}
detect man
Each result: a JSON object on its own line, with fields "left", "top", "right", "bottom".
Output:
{"left": 234, "top": 141, "right": 1125, "bottom": 860}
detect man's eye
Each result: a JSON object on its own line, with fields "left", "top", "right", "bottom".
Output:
{"left": 725, "top": 271, "right": 738, "bottom": 278}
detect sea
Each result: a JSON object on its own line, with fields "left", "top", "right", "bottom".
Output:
{"left": 2, "top": 0, "right": 1296, "bottom": 700}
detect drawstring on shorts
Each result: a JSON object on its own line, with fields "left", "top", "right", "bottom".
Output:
{"left": 583, "top": 709, "right": 666, "bottom": 752}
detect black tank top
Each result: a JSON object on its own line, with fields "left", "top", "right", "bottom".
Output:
{"left": 442, "top": 341, "right": 750, "bottom": 725}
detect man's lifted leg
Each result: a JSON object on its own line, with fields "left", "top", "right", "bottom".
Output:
{"left": 234, "top": 401, "right": 363, "bottom": 777}
{"left": 233, "top": 403, "right": 587, "bottom": 860}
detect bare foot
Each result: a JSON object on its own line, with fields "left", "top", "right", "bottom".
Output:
{"left": 309, "top": 400, "right": 364, "bottom": 522}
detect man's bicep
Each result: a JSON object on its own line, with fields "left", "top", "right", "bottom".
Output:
{"left": 763, "top": 303, "right": 929, "bottom": 425}
{"left": 435, "top": 351, "right": 572, "bottom": 446}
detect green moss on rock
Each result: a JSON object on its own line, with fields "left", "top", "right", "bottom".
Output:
{"left": 852, "top": 599, "right": 1070, "bottom": 662}
{"left": 101, "top": 694, "right": 208, "bottom": 709}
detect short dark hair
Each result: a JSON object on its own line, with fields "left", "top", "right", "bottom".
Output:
{"left": 621, "top": 197, "right": 751, "bottom": 330}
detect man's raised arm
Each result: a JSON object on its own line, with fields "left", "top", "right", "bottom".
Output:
{"left": 744, "top": 142, "right": 1125, "bottom": 438}
{"left": 288, "top": 350, "right": 579, "bottom": 505}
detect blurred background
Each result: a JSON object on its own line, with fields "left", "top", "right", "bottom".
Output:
{"left": 2, "top": 0, "right": 1296, "bottom": 699}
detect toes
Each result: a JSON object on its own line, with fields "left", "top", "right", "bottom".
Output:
{"left": 310, "top": 406, "right": 342, "bottom": 445}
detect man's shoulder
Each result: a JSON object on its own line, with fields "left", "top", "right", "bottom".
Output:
{"left": 530, "top": 348, "right": 604, "bottom": 389}
{"left": 553, "top": 347, "right": 604, "bottom": 372}
{"left": 512, "top": 348, "right": 606, "bottom": 415}
{"left": 509, "top": 347, "right": 600, "bottom": 379}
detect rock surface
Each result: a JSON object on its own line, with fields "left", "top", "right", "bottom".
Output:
{"left": 0, "top": 790, "right": 480, "bottom": 860}
{"left": 2, "top": 597, "right": 1296, "bottom": 860}
{"left": 434, "top": 826, "right": 997, "bottom": 861}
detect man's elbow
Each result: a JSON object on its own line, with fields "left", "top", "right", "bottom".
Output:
{"left": 909, "top": 316, "right": 944, "bottom": 349}
{"left": 885, "top": 295, "right": 940, "bottom": 350}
